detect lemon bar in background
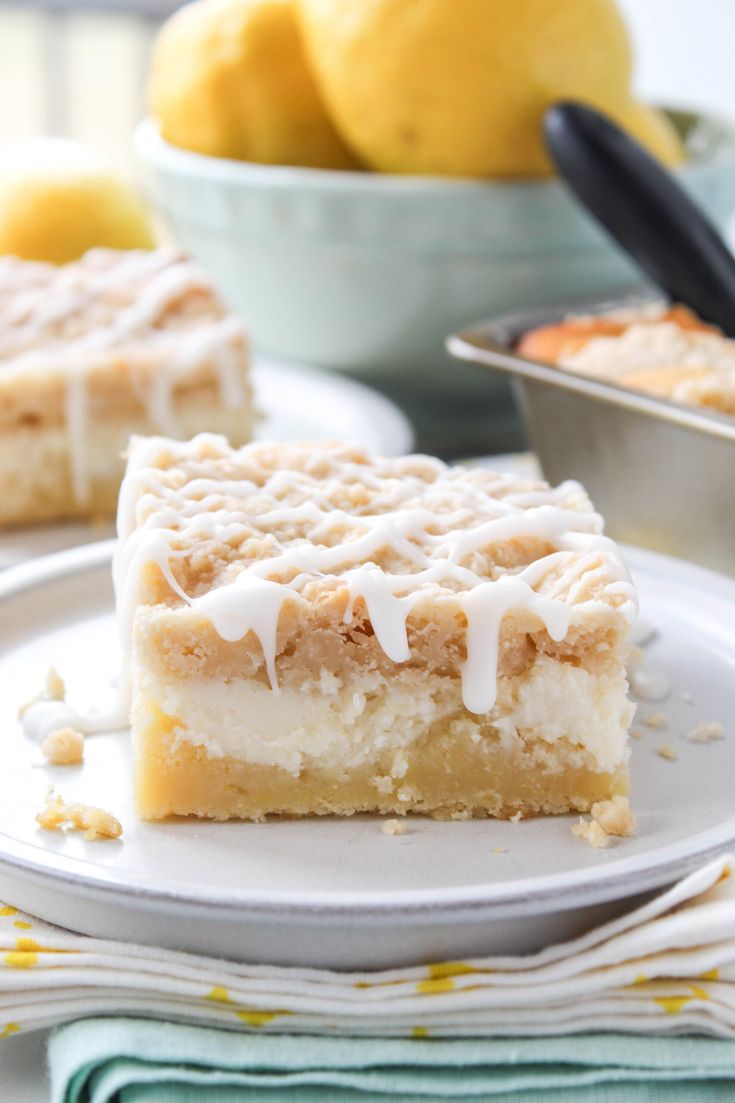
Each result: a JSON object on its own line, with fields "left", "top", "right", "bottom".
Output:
{"left": 116, "top": 434, "right": 636, "bottom": 822}
{"left": 0, "top": 248, "right": 252, "bottom": 527}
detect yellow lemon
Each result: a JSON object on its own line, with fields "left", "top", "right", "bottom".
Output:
{"left": 149, "top": 0, "right": 360, "bottom": 169}
{"left": 0, "top": 138, "right": 154, "bottom": 264}
{"left": 298, "top": 0, "right": 676, "bottom": 178}
{"left": 620, "top": 101, "right": 685, "bottom": 168}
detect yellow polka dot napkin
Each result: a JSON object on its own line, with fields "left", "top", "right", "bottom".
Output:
{"left": 1, "top": 854, "right": 734, "bottom": 1043}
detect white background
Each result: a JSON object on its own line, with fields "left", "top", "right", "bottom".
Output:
{"left": 621, "top": 0, "right": 735, "bottom": 120}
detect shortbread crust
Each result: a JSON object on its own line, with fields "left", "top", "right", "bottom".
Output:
{"left": 115, "top": 435, "right": 637, "bottom": 821}
{"left": 0, "top": 249, "right": 252, "bottom": 526}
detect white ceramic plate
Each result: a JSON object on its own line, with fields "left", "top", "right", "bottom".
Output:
{"left": 470, "top": 452, "right": 542, "bottom": 478}
{"left": 0, "top": 358, "right": 413, "bottom": 571}
{"left": 0, "top": 541, "right": 733, "bottom": 970}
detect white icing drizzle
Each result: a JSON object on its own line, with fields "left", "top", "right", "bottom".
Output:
{"left": 20, "top": 666, "right": 131, "bottom": 744}
{"left": 0, "top": 249, "right": 248, "bottom": 503}
{"left": 193, "top": 574, "right": 302, "bottom": 692}
{"left": 460, "top": 577, "right": 571, "bottom": 714}
{"left": 112, "top": 436, "right": 637, "bottom": 717}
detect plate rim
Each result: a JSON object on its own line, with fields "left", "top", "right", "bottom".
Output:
{"left": 1, "top": 539, "right": 735, "bottom": 922}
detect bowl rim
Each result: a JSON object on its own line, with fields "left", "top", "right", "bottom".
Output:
{"left": 135, "top": 109, "right": 735, "bottom": 195}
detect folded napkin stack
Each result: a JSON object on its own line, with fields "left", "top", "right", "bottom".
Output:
{"left": 2, "top": 854, "right": 735, "bottom": 1041}
{"left": 49, "top": 1019, "right": 735, "bottom": 1103}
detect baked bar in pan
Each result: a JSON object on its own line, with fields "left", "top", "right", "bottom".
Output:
{"left": 518, "top": 303, "right": 735, "bottom": 415}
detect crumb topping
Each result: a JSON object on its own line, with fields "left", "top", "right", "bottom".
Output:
{"left": 0, "top": 249, "right": 235, "bottom": 371}
{"left": 115, "top": 435, "right": 636, "bottom": 716}
{"left": 119, "top": 435, "right": 635, "bottom": 612}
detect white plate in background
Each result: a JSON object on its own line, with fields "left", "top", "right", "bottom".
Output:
{"left": 0, "top": 358, "right": 414, "bottom": 570}
{"left": 252, "top": 357, "right": 413, "bottom": 455}
{"left": 0, "top": 541, "right": 733, "bottom": 970}
{"left": 469, "top": 452, "right": 542, "bottom": 478}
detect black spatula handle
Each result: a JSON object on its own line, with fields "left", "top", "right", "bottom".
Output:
{"left": 544, "top": 101, "right": 735, "bottom": 337}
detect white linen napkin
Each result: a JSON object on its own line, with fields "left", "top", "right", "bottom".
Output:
{"left": 1, "top": 854, "right": 734, "bottom": 1042}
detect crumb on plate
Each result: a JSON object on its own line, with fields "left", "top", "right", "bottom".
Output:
{"left": 643, "top": 711, "right": 668, "bottom": 730}
{"left": 41, "top": 727, "right": 84, "bottom": 766}
{"left": 36, "top": 792, "right": 122, "bottom": 841}
{"left": 685, "top": 721, "right": 724, "bottom": 743}
{"left": 510, "top": 811, "right": 523, "bottom": 823}
{"left": 590, "top": 795, "right": 637, "bottom": 837}
{"left": 572, "top": 795, "right": 637, "bottom": 849}
{"left": 631, "top": 728, "right": 644, "bottom": 740}
{"left": 381, "top": 818, "right": 407, "bottom": 836}
{"left": 571, "top": 817, "right": 609, "bottom": 849}
{"left": 657, "top": 743, "right": 679, "bottom": 761}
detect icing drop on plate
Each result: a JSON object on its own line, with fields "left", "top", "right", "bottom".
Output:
{"left": 630, "top": 664, "right": 671, "bottom": 702}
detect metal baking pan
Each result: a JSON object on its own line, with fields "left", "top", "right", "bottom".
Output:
{"left": 447, "top": 294, "right": 735, "bottom": 576}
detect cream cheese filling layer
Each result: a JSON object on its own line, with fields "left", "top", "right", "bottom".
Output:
{"left": 138, "top": 657, "right": 632, "bottom": 777}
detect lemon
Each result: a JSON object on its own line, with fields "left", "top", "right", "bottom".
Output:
{"left": 298, "top": 0, "right": 678, "bottom": 178}
{"left": 149, "top": 0, "right": 359, "bottom": 169}
{"left": 0, "top": 138, "right": 154, "bottom": 264}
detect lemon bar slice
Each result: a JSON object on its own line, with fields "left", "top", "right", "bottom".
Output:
{"left": 116, "top": 434, "right": 636, "bottom": 821}
{"left": 0, "top": 248, "right": 252, "bottom": 526}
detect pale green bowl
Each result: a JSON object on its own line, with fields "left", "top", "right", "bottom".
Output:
{"left": 135, "top": 111, "right": 735, "bottom": 449}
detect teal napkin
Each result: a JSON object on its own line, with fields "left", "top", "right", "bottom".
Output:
{"left": 50, "top": 1018, "right": 735, "bottom": 1103}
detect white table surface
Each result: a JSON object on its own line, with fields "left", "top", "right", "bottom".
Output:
{"left": 4, "top": 3, "right": 735, "bottom": 1098}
